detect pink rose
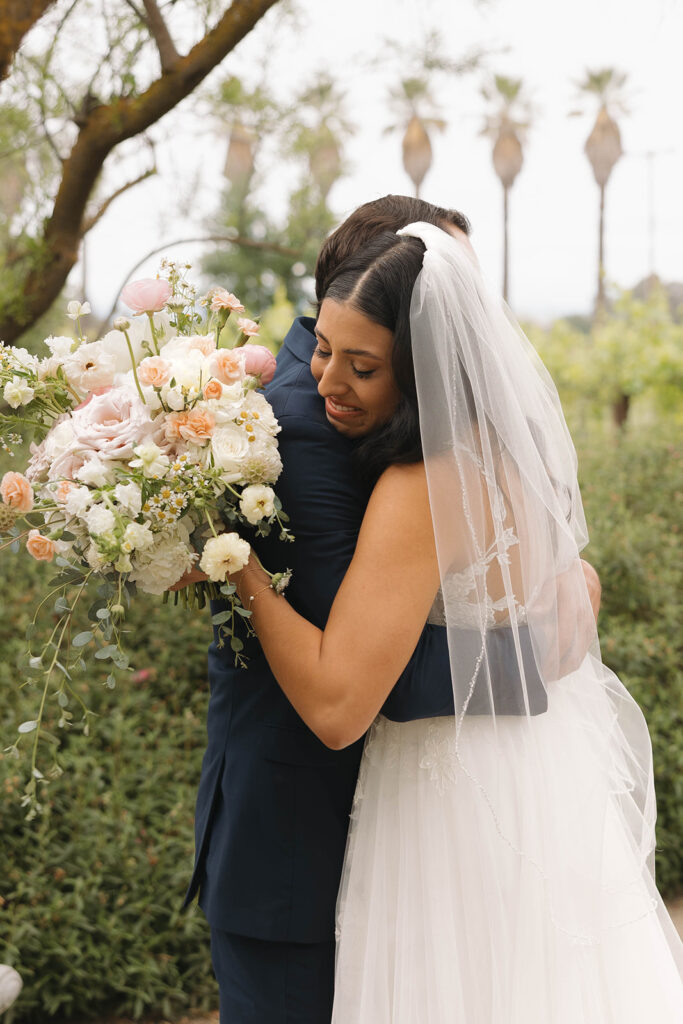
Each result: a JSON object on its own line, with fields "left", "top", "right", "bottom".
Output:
{"left": 186, "top": 334, "right": 216, "bottom": 356}
{"left": 236, "top": 317, "right": 260, "bottom": 338}
{"left": 179, "top": 408, "right": 216, "bottom": 443}
{"left": 121, "top": 278, "right": 172, "bottom": 314}
{"left": 211, "top": 349, "right": 245, "bottom": 385}
{"left": 203, "top": 379, "right": 223, "bottom": 401}
{"left": 68, "top": 387, "right": 166, "bottom": 467}
{"left": 26, "top": 529, "right": 55, "bottom": 561}
{"left": 210, "top": 289, "right": 245, "bottom": 313}
{"left": 243, "top": 345, "right": 277, "bottom": 386}
{"left": 1, "top": 471, "right": 34, "bottom": 512}
{"left": 138, "top": 357, "right": 172, "bottom": 388}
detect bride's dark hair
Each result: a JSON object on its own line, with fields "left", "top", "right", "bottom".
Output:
{"left": 322, "top": 231, "right": 428, "bottom": 485}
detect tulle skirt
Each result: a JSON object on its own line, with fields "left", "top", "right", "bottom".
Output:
{"left": 332, "top": 659, "right": 683, "bottom": 1022}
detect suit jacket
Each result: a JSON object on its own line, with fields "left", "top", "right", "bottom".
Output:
{"left": 184, "top": 317, "right": 456, "bottom": 943}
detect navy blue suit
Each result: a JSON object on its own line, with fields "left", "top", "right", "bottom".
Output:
{"left": 185, "top": 317, "right": 454, "bottom": 1020}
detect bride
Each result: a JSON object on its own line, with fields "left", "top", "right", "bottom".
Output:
{"left": 231, "top": 222, "right": 683, "bottom": 1021}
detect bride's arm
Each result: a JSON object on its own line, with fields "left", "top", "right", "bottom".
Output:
{"left": 236, "top": 461, "right": 441, "bottom": 749}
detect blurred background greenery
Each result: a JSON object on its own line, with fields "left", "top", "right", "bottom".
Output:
{"left": 1, "top": 0, "right": 682, "bottom": 1020}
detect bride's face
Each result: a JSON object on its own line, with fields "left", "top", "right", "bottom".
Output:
{"left": 311, "top": 299, "right": 400, "bottom": 438}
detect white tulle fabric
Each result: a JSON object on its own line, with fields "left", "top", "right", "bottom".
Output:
{"left": 332, "top": 223, "right": 683, "bottom": 1021}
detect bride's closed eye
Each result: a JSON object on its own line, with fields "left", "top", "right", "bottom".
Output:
{"left": 313, "top": 346, "right": 375, "bottom": 379}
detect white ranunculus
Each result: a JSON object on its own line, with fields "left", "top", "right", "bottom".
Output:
{"left": 199, "top": 532, "right": 251, "bottom": 581}
{"left": 128, "top": 521, "right": 196, "bottom": 595}
{"left": 75, "top": 456, "right": 112, "bottom": 487}
{"left": 3, "top": 377, "right": 35, "bottom": 408}
{"left": 64, "top": 485, "right": 93, "bottom": 517}
{"left": 114, "top": 481, "right": 142, "bottom": 516}
{"left": 66, "top": 300, "right": 91, "bottom": 320}
{"left": 129, "top": 442, "right": 169, "bottom": 479}
{"left": 84, "top": 503, "right": 116, "bottom": 535}
{"left": 63, "top": 340, "right": 118, "bottom": 391}
{"left": 210, "top": 424, "right": 250, "bottom": 481}
{"left": 122, "top": 521, "right": 153, "bottom": 552}
{"left": 239, "top": 484, "right": 275, "bottom": 525}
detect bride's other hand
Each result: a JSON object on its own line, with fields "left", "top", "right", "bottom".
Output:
{"left": 581, "top": 559, "right": 601, "bottom": 621}
{"left": 168, "top": 566, "right": 210, "bottom": 591}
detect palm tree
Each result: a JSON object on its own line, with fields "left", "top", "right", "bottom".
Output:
{"left": 288, "top": 75, "right": 351, "bottom": 202}
{"left": 386, "top": 76, "right": 446, "bottom": 198}
{"left": 575, "top": 68, "right": 628, "bottom": 316}
{"left": 480, "top": 75, "right": 531, "bottom": 304}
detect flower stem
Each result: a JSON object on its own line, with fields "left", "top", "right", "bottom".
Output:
{"left": 122, "top": 329, "right": 146, "bottom": 405}
{"left": 146, "top": 313, "right": 160, "bottom": 355}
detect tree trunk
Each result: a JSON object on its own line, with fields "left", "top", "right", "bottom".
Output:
{"left": 596, "top": 183, "right": 606, "bottom": 315}
{"left": 503, "top": 185, "right": 509, "bottom": 303}
{"left": 612, "top": 392, "right": 630, "bottom": 429}
{"left": 0, "top": 0, "right": 57, "bottom": 80}
{"left": 0, "top": 0, "right": 280, "bottom": 345}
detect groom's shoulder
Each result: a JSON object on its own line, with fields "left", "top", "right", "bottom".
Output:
{"left": 266, "top": 316, "right": 328, "bottom": 427}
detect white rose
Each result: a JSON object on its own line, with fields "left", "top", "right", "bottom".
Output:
{"left": 85, "top": 504, "right": 116, "bottom": 535}
{"left": 239, "top": 484, "right": 275, "bottom": 525}
{"left": 122, "top": 521, "right": 153, "bottom": 552}
{"left": 114, "top": 482, "right": 142, "bottom": 516}
{"left": 26, "top": 418, "right": 79, "bottom": 484}
{"left": 129, "top": 442, "right": 170, "bottom": 479}
{"left": 210, "top": 424, "right": 250, "bottom": 481}
{"left": 163, "top": 385, "right": 186, "bottom": 411}
{"left": 3, "top": 377, "right": 35, "bottom": 408}
{"left": 128, "top": 522, "right": 196, "bottom": 595}
{"left": 64, "top": 485, "right": 93, "bottom": 517}
{"left": 199, "top": 532, "right": 251, "bottom": 582}
{"left": 69, "top": 386, "right": 166, "bottom": 464}
{"left": 75, "top": 456, "right": 112, "bottom": 487}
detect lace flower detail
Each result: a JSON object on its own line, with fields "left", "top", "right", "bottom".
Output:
{"left": 419, "top": 723, "right": 459, "bottom": 794}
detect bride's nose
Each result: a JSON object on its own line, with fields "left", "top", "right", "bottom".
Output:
{"left": 316, "top": 359, "right": 351, "bottom": 399}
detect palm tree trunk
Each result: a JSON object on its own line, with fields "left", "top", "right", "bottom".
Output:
{"left": 503, "top": 185, "right": 509, "bottom": 303}
{"left": 596, "top": 183, "right": 606, "bottom": 314}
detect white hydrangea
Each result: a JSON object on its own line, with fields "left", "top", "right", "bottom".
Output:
{"left": 114, "top": 481, "right": 142, "bottom": 516}
{"left": 64, "top": 485, "right": 93, "bottom": 517}
{"left": 84, "top": 503, "right": 116, "bottom": 535}
{"left": 199, "top": 532, "right": 251, "bottom": 582}
{"left": 240, "top": 484, "right": 275, "bottom": 525}
{"left": 3, "top": 377, "right": 35, "bottom": 408}
{"left": 128, "top": 522, "right": 196, "bottom": 595}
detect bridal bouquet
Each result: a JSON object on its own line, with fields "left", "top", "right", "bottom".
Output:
{"left": 0, "top": 261, "right": 291, "bottom": 811}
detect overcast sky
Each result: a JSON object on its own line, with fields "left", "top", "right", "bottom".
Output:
{"left": 80, "top": 0, "right": 683, "bottom": 323}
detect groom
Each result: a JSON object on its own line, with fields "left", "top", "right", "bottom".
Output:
{"left": 184, "top": 195, "right": 601, "bottom": 1023}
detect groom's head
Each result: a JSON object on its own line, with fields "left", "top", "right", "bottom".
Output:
{"left": 314, "top": 195, "right": 471, "bottom": 305}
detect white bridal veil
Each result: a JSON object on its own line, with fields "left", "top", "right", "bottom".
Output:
{"left": 396, "top": 221, "right": 673, "bottom": 947}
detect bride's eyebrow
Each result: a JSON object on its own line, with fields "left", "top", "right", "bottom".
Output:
{"left": 314, "top": 326, "right": 382, "bottom": 360}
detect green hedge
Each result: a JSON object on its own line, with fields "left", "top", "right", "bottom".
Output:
{"left": 0, "top": 426, "right": 681, "bottom": 1021}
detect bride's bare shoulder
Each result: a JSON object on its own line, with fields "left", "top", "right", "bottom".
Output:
{"left": 367, "top": 461, "right": 431, "bottom": 521}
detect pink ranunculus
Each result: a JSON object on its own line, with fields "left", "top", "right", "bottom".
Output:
{"left": 243, "top": 345, "right": 277, "bottom": 386}
{"left": 203, "top": 378, "right": 223, "bottom": 401}
{"left": 26, "top": 529, "right": 55, "bottom": 561}
{"left": 68, "top": 386, "right": 165, "bottom": 467}
{"left": 121, "top": 278, "right": 172, "bottom": 314}
{"left": 211, "top": 348, "right": 245, "bottom": 385}
{"left": 138, "top": 356, "right": 172, "bottom": 388}
{"left": 236, "top": 317, "right": 260, "bottom": 338}
{"left": 0, "top": 471, "right": 34, "bottom": 512}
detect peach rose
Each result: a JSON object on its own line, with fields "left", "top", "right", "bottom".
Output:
{"left": 1, "top": 471, "right": 34, "bottom": 513}
{"left": 121, "top": 278, "right": 172, "bottom": 314}
{"left": 56, "top": 480, "right": 75, "bottom": 503}
{"left": 203, "top": 379, "right": 223, "bottom": 401}
{"left": 236, "top": 317, "right": 260, "bottom": 338}
{"left": 179, "top": 408, "right": 216, "bottom": 443}
{"left": 212, "top": 349, "right": 245, "bottom": 385}
{"left": 26, "top": 529, "right": 55, "bottom": 561}
{"left": 210, "top": 289, "right": 245, "bottom": 313}
{"left": 164, "top": 411, "right": 190, "bottom": 442}
{"left": 243, "top": 345, "right": 277, "bottom": 386}
{"left": 138, "top": 356, "right": 172, "bottom": 388}
{"left": 186, "top": 334, "right": 216, "bottom": 357}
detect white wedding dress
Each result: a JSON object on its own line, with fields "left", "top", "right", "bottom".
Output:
{"left": 332, "top": 550, "right": 683, "bottom": 1023}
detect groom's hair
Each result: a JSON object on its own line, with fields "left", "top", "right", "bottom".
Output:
{"left": 314, "top": 195, "right": 470, "bottom": 305}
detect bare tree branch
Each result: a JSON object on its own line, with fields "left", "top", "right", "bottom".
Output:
{"left": 0, "top": 0, "right": 57, "bottom": 80}
{"left": 0, "top": 0, "right": 281, "bottom": 343}
{"left": 95, "top": 232, "right": 303, "bottom": 335}
{"left": 141, "top": 0, "right": 181, "bottom": 72}
{"left": 82, "top": 167, "right": 157, "bottom": 233}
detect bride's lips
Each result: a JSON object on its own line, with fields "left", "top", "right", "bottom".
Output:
{"left": 325, "top": 396, "right": 363, "bottom": 421}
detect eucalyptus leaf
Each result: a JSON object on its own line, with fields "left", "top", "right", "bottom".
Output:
{"left": 94, "top": 645, "right": 118, "bottom": 661}
{"left": 211, "top": 610, "right": 232, "bottom": 625}
{"left": 72, "top": 631, "right": 93, "bottom": 648}
{"left": 230, "top": 636, "right": 244, "bottom": 653}
{"left": 18, "top": 720, "right": 37, "bottom": 734}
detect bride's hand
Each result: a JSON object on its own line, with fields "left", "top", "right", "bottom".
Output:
{"left": 168, "top": 566, "right": 210, "bottom": 591}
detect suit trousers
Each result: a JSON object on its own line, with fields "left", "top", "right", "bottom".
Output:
{"left": 210, "top": 927, "right": 336, "bottom": 1024}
